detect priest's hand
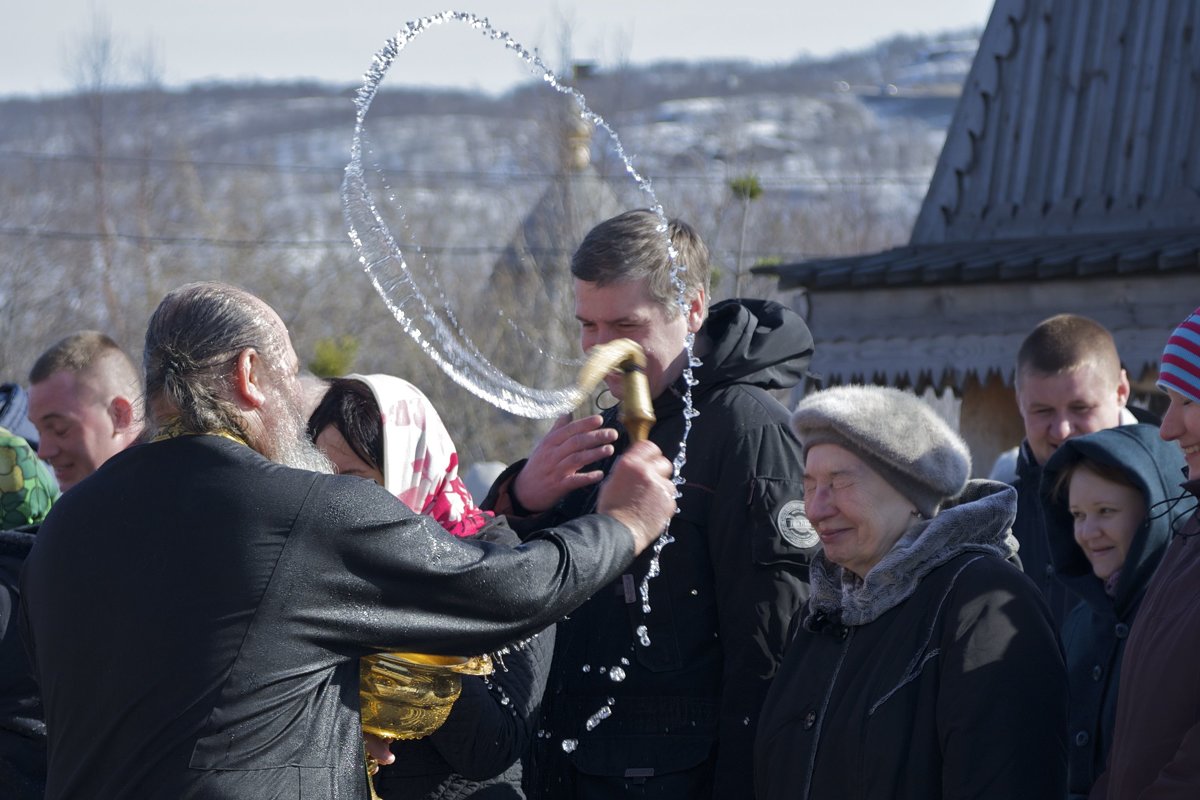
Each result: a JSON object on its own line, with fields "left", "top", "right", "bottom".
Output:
{"left": 364, "top": 733, "right": 395, "bottom": 768}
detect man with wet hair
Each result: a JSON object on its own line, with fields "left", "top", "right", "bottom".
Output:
{"left": 486, "top": 209, "right": 816, "bottom": 799}
{"left": 20, "top": 281, "right": 677, "bottom": 800}
{"left": 27, "top": 331, "right": 143, "bottom": 492}
{"left": 1012, "top": 313, "right": 1149, "bottom": 627}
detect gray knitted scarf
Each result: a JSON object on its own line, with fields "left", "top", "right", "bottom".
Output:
{"left": 806, "top": 480, "right": 1019, "bottom": 627}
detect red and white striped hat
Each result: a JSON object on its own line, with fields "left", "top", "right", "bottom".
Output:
{"left": 1159, "top": 306, "right": 1200, "bottom": 403}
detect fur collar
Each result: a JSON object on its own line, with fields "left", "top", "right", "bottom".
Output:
{"left": 806, "top": 480, "right": 1019, "bottom": 627}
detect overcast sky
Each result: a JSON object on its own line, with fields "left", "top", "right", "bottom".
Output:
{"left": 2, "top": 0, "right": 996, "bottom": 97}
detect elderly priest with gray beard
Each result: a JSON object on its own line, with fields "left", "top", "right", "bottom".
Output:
{"left": 20, "top": 281, "right": 677, "bottom": 800}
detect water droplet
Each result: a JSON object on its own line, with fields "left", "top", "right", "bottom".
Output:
{"left": 690, "top": 589, "right": 699, "bottom": 596}
{"left": 581, "top": 664, "right": 591, "bottom": 673}
{"left": 743, "top": 716, "right": 751, "bottom": 725}
{"left": 609, "top": 666, "right": 626, "bottom": 682}
{"left": 561, "top": 738, "right": 578, "bottom": 753}
{"left": 636, "top": 625, "right": 652, "bottom": 647}
{"left": 585, "top": 705, "right": 613, "bottom": 731}
{"left": 620, "top": 657, "right": 630, "bottom": 666}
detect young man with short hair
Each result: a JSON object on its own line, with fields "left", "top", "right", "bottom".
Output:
{"left": 27, "top": 331, "right": 144, "bottom": 492}
{"left": 487, "top": 209, "right": 817, "bottom": 798}
{"left": 1012, "top": 314, "right": 1147, "bottom": 627}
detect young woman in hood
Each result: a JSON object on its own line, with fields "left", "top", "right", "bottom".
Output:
{"left": 309, "top": 375, "right": 550, "bottom": 800}
{"left": 1040, "top": 424, "right": 1188, "bottom": 799}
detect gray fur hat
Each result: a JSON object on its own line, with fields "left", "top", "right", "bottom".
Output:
{"left": 790, "top": 385, "right": 971, "bottom": 518}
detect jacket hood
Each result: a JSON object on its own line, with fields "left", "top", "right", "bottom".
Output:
{"left": 1040, "top": 424, "right": 1188, "bottom": 617}
{"left": 0, "top": 383, "right": 40, "bottom": 452}
{"left": 660, "top": 299, "right": 812, "bottom": 413}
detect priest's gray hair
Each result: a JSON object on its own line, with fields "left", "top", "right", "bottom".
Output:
{"left": 143, "top": 281, "right": 287, "bottom": 440}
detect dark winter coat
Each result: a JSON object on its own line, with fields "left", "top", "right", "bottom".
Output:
{"left": 1015, "top": 440, "right": 1087, "bottom": 629}
{"left": 0, "top": 527, "right": 44, "bottom": 800}
{"left": 486, "top": 299, "right": 816, "bottom": 799}
{"left": 755, "top": 481, "right": 1068, "bottom": 800}
{"left": 372, "top": 627, "right": 555, "bottom": 800}
{"left": 1092, "top": 476, "right": 1200, "bottom": 799}
{"left": 19, "top": 435, "right": 638, "bottom": 800}
{"left": 1040, "top": 425, "right": 1188, "bottom": 799}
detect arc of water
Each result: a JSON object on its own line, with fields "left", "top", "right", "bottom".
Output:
{"left": 342, "top": 11, "right": 696, "bottom": 427}
{"left": 343, "top": 10, "right": 702, "bottom": 744}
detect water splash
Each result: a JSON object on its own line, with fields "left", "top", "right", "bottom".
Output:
{"left": 344, "top": 12, "right": 700, "bottom": 747}
{"left": 343, "top": 11, "right": 699, "bottom": 428}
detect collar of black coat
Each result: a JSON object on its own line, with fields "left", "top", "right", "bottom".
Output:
{"left": 805, "top": 480, "right": 1019, "bottom": 628}
{"left": 150, "top": 417, "right": 247, "bottom": 447}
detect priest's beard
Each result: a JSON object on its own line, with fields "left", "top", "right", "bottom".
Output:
{"left": 256, "top": 377, "right": 333, "bottom": 474}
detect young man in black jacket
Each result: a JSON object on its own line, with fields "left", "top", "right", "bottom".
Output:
{"left": 1011, "top": 314, "right": 1153, "bottom": 629}
{"left": 485, "top": 210, "right": 816, "bottom": 799}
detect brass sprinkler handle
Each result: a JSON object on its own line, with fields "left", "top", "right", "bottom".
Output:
{"left": 576, "top": 338, "right": 655, "bottom": 442}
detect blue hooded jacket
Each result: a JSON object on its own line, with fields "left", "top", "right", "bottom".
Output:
{"left": 1040, "top": 424, "right": 1190, "bottom": 799}
{"left": 0, "top": 385, "right": 39, "bottom": 454}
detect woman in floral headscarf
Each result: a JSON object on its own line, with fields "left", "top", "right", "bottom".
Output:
{"left": 309, "top": 375, "right": 490, "bottom": 536}
{"left": 309, "top": 375, "right": 551, "bottom": 800}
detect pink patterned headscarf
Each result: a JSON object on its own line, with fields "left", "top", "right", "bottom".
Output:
{"left": 349, "top": 374, "right": 492, "bottom": 537}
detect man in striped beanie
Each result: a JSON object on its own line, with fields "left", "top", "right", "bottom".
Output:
{"left": 1158, "top": 305, "right": 1200, "bottom": 406}
{"left": 1089, "top": 304, "right": 1200, "bottom": 799}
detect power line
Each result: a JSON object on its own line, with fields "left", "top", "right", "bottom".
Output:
{"left": 0, "top": 225, "right": 810, "bottom": 261}
{"left": 0, "top": 149, "right": 934, "bottom": 188}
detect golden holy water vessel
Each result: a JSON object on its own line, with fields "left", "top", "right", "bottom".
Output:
{"left": 360, "top": 651, "right": 494, "bottom": 745}
{"left": 358, "top": 339, "right": 654, "bottom": 780}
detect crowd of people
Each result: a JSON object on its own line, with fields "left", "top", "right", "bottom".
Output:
{"left": 0, "top": 209, "right": 1196, "bottom": 799}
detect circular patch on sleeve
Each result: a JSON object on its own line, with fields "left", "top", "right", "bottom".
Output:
{"left": 777, "top": 500, "right": 819, "bottom": 549}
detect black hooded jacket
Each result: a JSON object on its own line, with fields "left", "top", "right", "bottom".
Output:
{"left": 1039, "top": 424, "right": 1189, "bottom": 799}
{"left": 486, "top": 298, "right": 817, "bottom": 799}
{"left": 1014, "top": 440, "right": 1087, "bottom": 629}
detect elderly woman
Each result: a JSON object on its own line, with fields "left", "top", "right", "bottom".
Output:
{"left": 754, "top": 385, "right": 1067, "bottom": 800}
{"left": 1038, "top": 424, "right": 1187, "bottom": 799}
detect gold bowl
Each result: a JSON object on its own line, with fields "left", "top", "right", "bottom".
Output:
{"left": 360, "top": 651, "right": 494, "bottom": 741}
